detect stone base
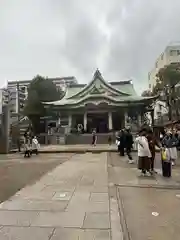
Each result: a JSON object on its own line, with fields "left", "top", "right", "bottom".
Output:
{"left": 66, "top": 133, "right": 116, "bottom": 145}
{"left": 0, "top": 137, "right": 8, "bottom": 154}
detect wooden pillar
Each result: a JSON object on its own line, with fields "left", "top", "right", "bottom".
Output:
{"left": 124, "top": 111, "right": 128, "bottom": 128}
{"left": 68, "top": 114, "right": 72, "bottom": 128}
{"left": 57, "top": 115, "right": 61, "bottom": 125}
{"left": 108, "top": 111, "right": 113, "bottom": 130}
{"left": 138, "top": 114, "right": 142, "bottom": 127}
{"left": 84, "top": 112, "right": 87, "bottom": 131}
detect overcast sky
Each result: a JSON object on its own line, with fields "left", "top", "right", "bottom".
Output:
{"left": 1, "top": 0, "right": 180, "bottom": 93}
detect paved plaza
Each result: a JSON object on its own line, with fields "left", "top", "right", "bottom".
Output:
{"left": 39, "top": 144, "right": 117, "bottom": 153}
{"left": 0, "top": 152, "right": 179, "bottom": 239}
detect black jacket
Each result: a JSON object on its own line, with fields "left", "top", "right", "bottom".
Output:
{"left": 125, "top": 133, "right": 133, "bottom": 148}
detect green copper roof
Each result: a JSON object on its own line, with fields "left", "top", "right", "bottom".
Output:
{"left": 44, "top": 69, "right": 154, "bottom": 107}
{"left": 64, "top": 85, "right": 85, "bottom": 98}
{"left": 110, "top": 81, "right": 137, "bottom": 96}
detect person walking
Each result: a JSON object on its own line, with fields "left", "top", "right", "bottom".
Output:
{"left": 125, "top": 128, "right": 134, "bottom": 164}
{"left": 92, "top": 129, "right": 97, "bottom": 146}
{"left": 136, "top": 129, "right": 151, "bottom": 176}
{"left": 24, "top": 134, "right": 31, "bottom": 158}
{"left": 108, "top": 134, "right": 112, "bottom": 145}
{"left": 119, "top": 130, "right": 126, "bottom": 156}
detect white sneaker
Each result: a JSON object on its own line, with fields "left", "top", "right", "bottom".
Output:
{"left": 172, "top": 162, "right": 175, "bottom": 166}
{"left": 128, "top": 160, "right": 134, "bottom": 164}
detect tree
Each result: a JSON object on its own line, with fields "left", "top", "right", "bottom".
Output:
{"left": 23, "top": 75, "right": 63, "bottom": 134}
{"left": 155, "top": 63, "right": 180, "bottom": 120}
{"left": 156, "top": 63, "right": 180, "bottom": 87}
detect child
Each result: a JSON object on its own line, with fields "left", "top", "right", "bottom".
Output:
{"left": 92, "top": 129, "right": 97, "bottom": 146}
{"left": 32, "top": 136, "right": 39, "bottom": 155}
{"left": 24, "top": 136, "right": 31, "bottom": 158}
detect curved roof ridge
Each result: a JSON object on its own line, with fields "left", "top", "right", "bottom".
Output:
{"left": 43, "top": 93, "right": 157, "bottom": 106}
{"left": 67, "top": 69, "right": 130, "bottom": 99}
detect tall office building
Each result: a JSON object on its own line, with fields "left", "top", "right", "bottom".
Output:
{"left": 148, "top": 43, "right": 180, "bottom": 90}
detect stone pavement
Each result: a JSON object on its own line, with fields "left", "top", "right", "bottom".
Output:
{"left": 1, "top": 151, "right": 180, "bottom": 239}
{"left": 0, "top": 153, "right": 120, "bottom": 240}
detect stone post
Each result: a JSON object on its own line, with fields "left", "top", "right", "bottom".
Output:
{"left": 108, "top": 111, "right": 113, "bottom": 130}
{"left": 84, "top": 112, "right": 87, "bottom": 131}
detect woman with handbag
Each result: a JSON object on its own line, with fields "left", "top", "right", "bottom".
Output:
{"left": 161, "top": 147, "right": 171, "bottom": 177}
{"left": 161, "top": 131, "right": 178, "bottom": 177}
{"left": 162, "top": 131, "right": 178, "bottom": 166}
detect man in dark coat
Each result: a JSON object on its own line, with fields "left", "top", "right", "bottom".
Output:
{"left": 125, "top": 128, "right": 134, "bottom": 163}
{"left": 118, "top": 130, "right": 126, "bottom": 156}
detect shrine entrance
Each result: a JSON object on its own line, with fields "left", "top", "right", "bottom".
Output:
{"left": 112, "top": 112, "right": 124, "bottom": 131}
{"left": 87, "top": 112, "right": 108, "bottom": 133}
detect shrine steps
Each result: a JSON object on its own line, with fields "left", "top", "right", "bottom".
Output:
{"left": 66, "top": 133, "right": 116, "bottom": 145}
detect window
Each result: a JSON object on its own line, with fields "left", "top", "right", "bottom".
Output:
{"left": 177, "top": 50, "right": 180, "bottom": 55}
{"left": 155, "top": 62, "right": 158, "bottom": 68}
{"left": 161, "top": 54, "right": 164, "bottom": 60}
{"left": 170, "top": 50, "right": 173, "bottom": 56}
{"left": 170, "top": 50, "right": 177, "bottom": 56}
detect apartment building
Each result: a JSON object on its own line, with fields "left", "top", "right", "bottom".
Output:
{"left": 148, "top": 43, "right": 180, "bottom": 90}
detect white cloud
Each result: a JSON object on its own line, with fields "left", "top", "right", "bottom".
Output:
{"left": 0, "top": 0, "right": 180, "bottom": 93}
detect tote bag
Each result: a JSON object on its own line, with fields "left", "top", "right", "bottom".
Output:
{"left": 161, "top": 148, "right": 170, "bottom": 162}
